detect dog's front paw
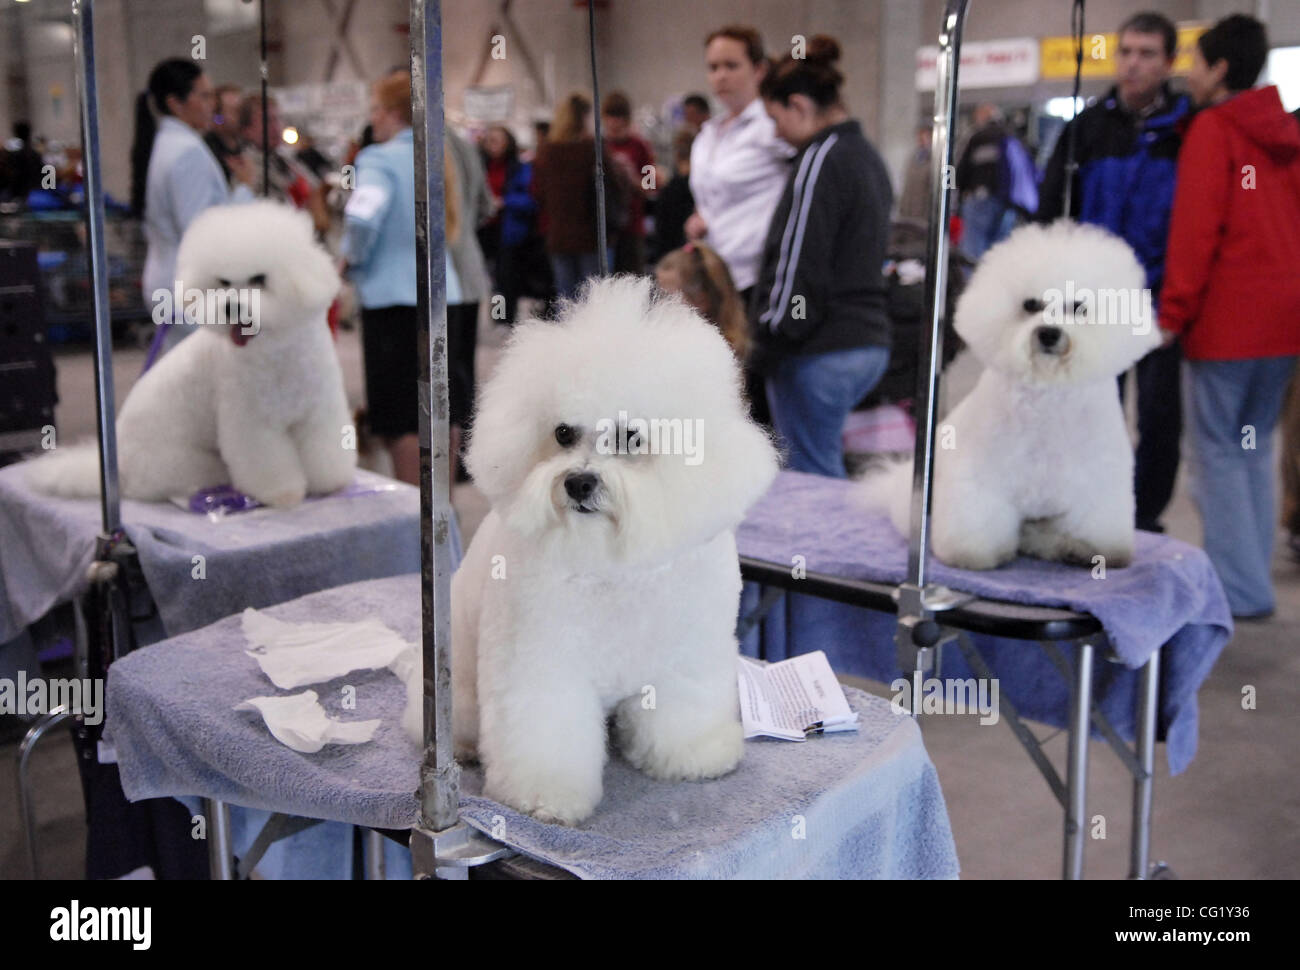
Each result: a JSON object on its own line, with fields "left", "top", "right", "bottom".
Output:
{"left": 486, "top": 774, "right": 601, "bottom": 826}
{"left": 260, "top": 487, "right": 306, "bottom": 508}
{"left": 630, "top": 719, "right": 744, "bottom": 782}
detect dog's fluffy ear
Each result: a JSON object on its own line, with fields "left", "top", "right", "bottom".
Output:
{"left": 281, "top": 215, "right": 341, "bottom": 310}
{"left": 464, "top": 320, "right": 552, "bottom": 505}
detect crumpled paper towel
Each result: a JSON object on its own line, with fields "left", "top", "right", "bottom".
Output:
{"left": 241, "top": 608, "right": 412, "bottom": 690}
{"left": 235, "top": 691, "right": 381, "bottom": 753}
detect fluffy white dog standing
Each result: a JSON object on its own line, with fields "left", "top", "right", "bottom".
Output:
{"left": 26, "top": 201, "right": 355, "bottom": 506}
{"left": 404, "top": 276, "right": 778, "bottom": 825}
{"left": 861, "top": 221, "right": 1161, "bottom": 570}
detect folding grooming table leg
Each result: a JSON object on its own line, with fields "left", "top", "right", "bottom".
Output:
{"left": 203, "top": 798, "right": 235, "bottom": 880}
{"left": 1063, "top": 640, "right": 1094, "bottom": 880}
{"left": 1129, "top": 648, "right": 1159, "bottom": 879}
{"left": 365, "top": 829, "right": 386, "bottom": 880}
{"left": 16, "top": 706, "right": 73, "bottom": 878}
{"left": 735, "top": 586, "right": 785, "bottom": 657}
{"left": 233, "top": 813, "right": 324, "bottom": 880}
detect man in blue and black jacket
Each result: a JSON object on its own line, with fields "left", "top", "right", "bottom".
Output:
{"left": 1037, "top": 11, "right": 1191, "bottom": 534}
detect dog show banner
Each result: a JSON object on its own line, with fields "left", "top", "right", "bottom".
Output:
{"left": 916, "top": 38, "right": 1039, "bottom": 90}
{"left": 463, "top": 84, "right": 515, "bottom": 122}
{"left": 1040, "top": 22, "right": 1207, "bottom": 79}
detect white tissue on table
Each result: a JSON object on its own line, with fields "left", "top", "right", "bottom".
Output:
{"left": 241, "top": 608, "right": 412, "bottom": 689}
{"left": 235, "top": 691, "right": 381, "bottom": 753}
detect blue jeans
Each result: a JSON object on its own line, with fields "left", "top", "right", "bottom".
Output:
{"left": 960, "top": 194, "right": 1016, "bottom": 262}
{"left": 1187, "top": 356, "right": 1298, "bottom": 616}
{"left": 766, "top": 345, "right": 891, "bottom": 478}
{"left": 549, "top": 249, "right": 614, "bottom": 301}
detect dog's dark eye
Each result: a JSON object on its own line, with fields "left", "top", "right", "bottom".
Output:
{"left": 624, "top": 427, "right": 642, "bottom": 448}
{"left": 216, "top": 277, "right": 231, "bottom": 288}
{"left": 1023, "top": 298, "right": 1045, "bottom": 315}
{"left": 1073, "top": 300, "right": 1087, "bottom": 317}
{"left": 555, "top": 424, "right": 579, "bottom": 447}
{"left": 249, "top": 273, "right": 267, "bottom": 287}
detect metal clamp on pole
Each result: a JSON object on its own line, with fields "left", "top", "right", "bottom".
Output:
{"left": 896, "top": 0, "right": 970, "bottom": 717}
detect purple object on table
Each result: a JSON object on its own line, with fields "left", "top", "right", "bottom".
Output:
{"left": 188, "top": 485, "right": 262, "bottom": 516}
{"left": 186, "top": 480, "right": 401, "bottom": 518}
{"left": 735, "top": 471, "right": 1234, "bottom": 774}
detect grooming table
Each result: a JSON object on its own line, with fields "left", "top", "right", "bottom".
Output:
{"left": 0, "top": 462, "right": 437, "bottom": 642}
{"left": 735, "top": 470, "right": 1233, "bottom": 878}
{"left": 106, "top": 573, "right": 960, "bottom": 879}
{"left": 0, "top": 460, "right": 448, "bottom": 878}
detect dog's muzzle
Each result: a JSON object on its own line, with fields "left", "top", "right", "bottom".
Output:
{"left": 563, "top": 471, "right": 600, "bottom": 513}
{"left": 1034, "top": 325, "right": 1068, "bottom": 356}
{"left": 226, "top": 301, "right": 256, "bottom": 347}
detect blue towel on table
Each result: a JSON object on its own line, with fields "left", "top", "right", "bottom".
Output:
{"left": 736, "top": 471, "right": 1233, "bottom": 775}
{"left": 0, "top": 462, "right": 442, "bottom": 642}
{"left": 108, "top": 574, "right": 959, "bottom": 879}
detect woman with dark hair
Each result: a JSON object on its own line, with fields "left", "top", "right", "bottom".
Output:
{"left": 750, "top": 35, "right": 893, "bottom": 478}
{"left": 132, "top": 58, "right": 253, "bottom": 352}
{"left": 479, "top": 125, "right": 539, "bottom": 325}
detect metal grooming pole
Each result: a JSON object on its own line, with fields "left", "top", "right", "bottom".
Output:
{"left": 17, "top": 0, "right": 138, "bottom": 878}
{"left": 407, "top": 0, "right": 510, "bottom": 878}
{"left": 894, "top": 0, "right": 971, "bottom": 714}
{"left": 587, "top": 0, "right": 608, "bottom": 277}
{"left": 260, "top": 0, "right": 270, "bottom": 196}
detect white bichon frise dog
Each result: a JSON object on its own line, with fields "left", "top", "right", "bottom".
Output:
{"left": 861, "top": 221, "right": 1161, "bottom": 570}
{"left": 26, "top": 201, "right": 355, "bottom": 506}
{"left": 404, "top": 276, "right": 778, "bottom": 825}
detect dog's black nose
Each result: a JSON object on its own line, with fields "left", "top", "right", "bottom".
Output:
{"left": 564, "top": 472, "right": 599, "bottom": 503}
{"left": 1035, "top": 326, "right": 1063, "bottom": 351}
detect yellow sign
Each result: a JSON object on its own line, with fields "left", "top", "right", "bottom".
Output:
{"left": 1040, "top": 24, "right": 1206, "bottom": 80}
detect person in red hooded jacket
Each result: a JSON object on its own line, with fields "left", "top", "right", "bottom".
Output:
{"left": 1160, "top": 15, "right": 1300, "bottom": 619}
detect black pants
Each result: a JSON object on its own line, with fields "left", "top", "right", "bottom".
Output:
{"left": 361, "top": 303, "right": 477, "bottom": 436}
{"left": 446, "top": 302, "right": 478, "bottom": 431}
{"left": 1118, "top": 341, "right": 1182, "bottom": 531}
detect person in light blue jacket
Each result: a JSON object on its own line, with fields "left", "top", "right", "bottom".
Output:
{"left": 130, "top": 59, "right": 255, "bottom": 359}
{"left": 341, "top": 71, "right": 462, "bottom": 485}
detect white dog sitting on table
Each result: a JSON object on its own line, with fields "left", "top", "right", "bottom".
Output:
{"left": 25, "top": 200, "right": 354, "bottom": 507}
{"left": 860, "top": 220, "right": 1162, "bottom": 570}
{"left": 404, "top": 276, "right": 778, "bottom": 825}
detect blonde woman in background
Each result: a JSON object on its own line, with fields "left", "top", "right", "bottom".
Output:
{"left": 341, "top": 71, "right": 462, "bottom": 484}
{"left": 655, "top": 242, "right": 748, "bottom": 361}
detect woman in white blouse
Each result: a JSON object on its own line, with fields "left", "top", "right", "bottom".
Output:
{"left": 687, "top": 26, "right": 794, "bottom": 305}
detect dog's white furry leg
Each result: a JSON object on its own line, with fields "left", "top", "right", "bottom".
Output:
{"left": 292, "top": 410, "right": 358, "bottom": 495}
{"left": 478, "top": 660, "right": 607, "bottom": 825}
{"left": 613, "top": 675, "right": 744, "bottom": 782}
{"left": 219, "top": 402, "right": 307, "bottom": 507}
{"left": 930, "top": 486, "right": 1022, "bottom": 570}
{"left": 1040, "top": 490, "right": 1137, "bottom": 568}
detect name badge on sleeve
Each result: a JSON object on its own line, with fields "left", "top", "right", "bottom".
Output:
{"left": 344, "top": 184, "right": 388, "bottom": 221}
